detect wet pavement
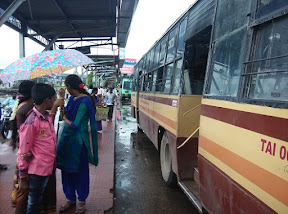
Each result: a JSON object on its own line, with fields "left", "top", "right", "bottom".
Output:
{"left": 113, "top": 103, "right": 199, "bottom": 214}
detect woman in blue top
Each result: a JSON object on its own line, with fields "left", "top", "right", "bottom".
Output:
{"left": 56, "top": 74, "right": 98, "bottom": 214}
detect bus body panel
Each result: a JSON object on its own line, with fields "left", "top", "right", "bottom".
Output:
{"left": 199, "top": 155, "right": 277, "bottom": 214}
{"left": 131, "top": 91, "right": 138, "bottom": 118}
{"left": 199, "top": 99, "right": 288, "bottom": 213}
{"left": 138, "top": 93, "right": 203, "bottom": 181}
{"left": 178, "top": 95, "right": 202, "bottom": 138}
{"left": 139, "top": 93, "right": 179, "bottom": 136}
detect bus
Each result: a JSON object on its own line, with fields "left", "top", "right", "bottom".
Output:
{"left": 131, "top": 0, "right": 288, "bottom": 213}
{"left": 121, "top": 77, "right": 133, "bottom": 100}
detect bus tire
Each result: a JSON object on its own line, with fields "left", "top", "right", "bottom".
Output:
{"left": 160, "top": 131, "right": 177, "bottom": 187}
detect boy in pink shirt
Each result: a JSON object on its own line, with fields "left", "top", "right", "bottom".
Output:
{"left": 17, "top": 83, "right": 57, "bottom": 214}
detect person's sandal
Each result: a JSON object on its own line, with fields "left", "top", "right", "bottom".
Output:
{"left": 75, "top": 202, "right": 86, "bottom": 214}
{"left": 59, "top": 200, "right": 76, "bottom": 212}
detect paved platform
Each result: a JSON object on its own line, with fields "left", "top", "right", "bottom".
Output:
{"left": 0, "top": 108, "right": 116, "bottom": 214}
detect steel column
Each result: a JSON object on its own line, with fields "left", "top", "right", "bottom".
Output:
{"left": 0, "top": 0, "right": 26, "bottom": 28}
{"left": 19, "top": 32, "right": 25, "bottom": 58}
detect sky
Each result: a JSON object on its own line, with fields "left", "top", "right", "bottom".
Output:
{"left": 125, "top": 0, "right": 194, "bottom": 61}
{"left": 0, "top": 0, "right": 194, "bottom": 69}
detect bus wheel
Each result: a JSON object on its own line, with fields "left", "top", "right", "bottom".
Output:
{"left": 160, "top": 132, "right": 177, "bottom": 187}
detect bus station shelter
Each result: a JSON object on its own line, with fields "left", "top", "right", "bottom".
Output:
{"left": 0, "top": 0, "right": 138, "bottom": 84}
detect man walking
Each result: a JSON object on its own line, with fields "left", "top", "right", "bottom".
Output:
{"left": 104, "top": 88, "right": 117, "bottom": 122}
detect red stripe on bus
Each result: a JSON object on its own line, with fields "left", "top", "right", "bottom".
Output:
{"left": 139, "top": 104, "right": 177, "bottom": 130}
{"left": 200, "top": 135, "right": 288, "bottom": 206}
{"left": 201, "top": 104, "right": 288, "bottom": 142}
{"left": 139, "top": 94, "right": 176, "bottom": 106}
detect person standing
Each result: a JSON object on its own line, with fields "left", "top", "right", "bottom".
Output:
{"left": 17, "top": 83, "right": 57, "bottom": 214}
{"left": 92, "top": 88, "right": 104, "bottom": 133}
{"left": 56, "top": 74, "right": 98, "bottom": 214}
{"left": 88, "top": 85, "right": 93, "bottom": 94}
{"left": 104, "top": 88, "right": 117, "bottom": 122}
{"left": 10, "top": 80, "right": 35, "bottom": 214}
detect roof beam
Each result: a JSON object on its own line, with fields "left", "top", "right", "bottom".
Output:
{"left": 56, "top": 38, "right": 111, "bottom": 42}
{"left": 52, "top": 0, "right": 81, "bottom": 38}
{"left": 27, "top": 19, "right": 108, "bottom": 24}
{"left": 0, "top": 0, "right": 26, "bottom": 28}
{"left": 26, "top": 16, "right": 115, "bottom": 24}
{"left": 31, "top": 25, "right": 112, "bottom": 36}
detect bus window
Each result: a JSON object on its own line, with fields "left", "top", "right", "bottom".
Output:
{"left": 142, "top": 75, "right": 148, "bottom": 92}
{"left": 171, "top": 59, "right": 183, "bottom": 94}
{"left": 151, "top": 69, "right": 157, "bottom": 92}
{"left": 123, "top": 81, "right": 132, "bottom": 90}
{"left": 155, "top": 67, "right": 164, "bottom": 92}
{"left": 140, "top": 75, "right": 144, "bottom": 92}
{"left": 166, "top": 26, "right": 178, "bottom": 63}
{"left": 256, "top": 0, "right": 288, "bottom": 18}
{"left": 245, "top": 15, "right": 288, "bottom": 101}
{"left": 149, "top": 48, "right": 155, "bottom": 71}
{"left": 159, "top": 36, "right": 168, "bottom": 66}
{"left": 139, "top": 60, "right": 143, "bottom": 71}
{"left": 153, "top": 43, "right": 161, "bottom": 69}
{"left": 205, "top": 0, "right": 250, "bottom": 97}
{"left": 145, "top": 52, "right": 151, "bottom": 72}
{"left": 145, "top": 72, "right": 153, "bottom": 92}
{"left": 183, "top": 26, "right": 211, "bottom": 95}
{"left": 176, "top": 18, "right": 187, "bottom": 58}
{"left": 142, "top": 56, "right": 147, "bottom": 74}
{"left": 163, "top": 63, "right": 173, "bottom": 93}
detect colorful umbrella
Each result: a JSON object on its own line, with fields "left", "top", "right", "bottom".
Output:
{"left": 0, "top": 49, "right": 94, "bottom": 83}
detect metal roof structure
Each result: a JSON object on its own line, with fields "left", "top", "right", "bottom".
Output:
{"left": 1, "top": 0, "right": 117, "bottom": 39}
{"left": 0, "top": 0, "right": 138, "bottom": 47}
{"left": 0, "top": 0, "right": 138, "bottom": 87}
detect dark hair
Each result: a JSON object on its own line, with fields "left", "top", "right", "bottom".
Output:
{"left": 89, "top": 84, "right": 93, "bottom": 89}
{"left": 92, "top": 87, "right": 98, "bottom": 93}
{"left": 65, "top": 74, "right": 96, "bottom": 108}
{"left": 18, "top": 80, "right": 35, "bottom": 105}
{"left": 32, "top": 83, "right": 56, "bottom": 105}
{"left": 11, "top": 80, "right": 35, "bottom": 150}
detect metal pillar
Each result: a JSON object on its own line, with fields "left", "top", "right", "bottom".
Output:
{"left": 0, "top": 0, "right": 26, "bottom": 28}
{"left": 43, "top": 35, "right": 59, "bottom": 51}
{"left": 19, "top": 31, "right": 25, "bottom": 58}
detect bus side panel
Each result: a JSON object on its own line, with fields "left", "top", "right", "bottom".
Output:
{"left": 176, "top": 95, "right": 202, "bottom": 180}
{"left": 199, "top": 155, "right": 276, "bottom": 214}
{"left": 138, "top": 93, "right": 180, "bottom": 175}
{"left": 176, "top": 137, "right": 198, "bottom": 180}
{"left": 131, "top": 92, "right": 137, "bottom": 118}
{"left": 199, "top": 99, "right": 288, "bottom": 213}
{"left": 178, "top": 95, "right": 201, "bottom": 138}
{"left": 138, "top": 101, "right": 173, "bottom": 149}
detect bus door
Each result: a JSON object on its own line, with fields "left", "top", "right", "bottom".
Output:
{"left": 176, "top": 25, "right": 212, "bottom": 199}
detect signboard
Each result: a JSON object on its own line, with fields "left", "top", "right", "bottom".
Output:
{"left": 74, "top": 46, "right": 91, "bottom": 54}
{"left": 120, "top": 58, "right": 137, "bottom": 74}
